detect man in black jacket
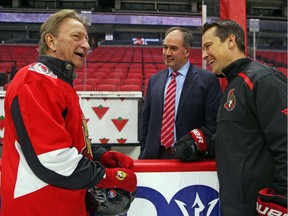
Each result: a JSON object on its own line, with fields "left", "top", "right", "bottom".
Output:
{"left": 174, "top": 20, "right": 287, "bottom": 215}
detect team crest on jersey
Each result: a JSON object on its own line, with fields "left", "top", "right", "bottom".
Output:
{"left": 224, "top": 89, "right": 236, "bottom": 111}
{"left": 29, "top": 63, "right": 57, "bottom": 79}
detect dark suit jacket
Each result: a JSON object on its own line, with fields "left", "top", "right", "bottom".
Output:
{"left": 139, "top": 63, "right": 222, "bottom": 159}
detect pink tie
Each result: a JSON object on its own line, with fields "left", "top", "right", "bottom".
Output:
{"left": 160, "top": 71, "right": 178, "bottom": 149}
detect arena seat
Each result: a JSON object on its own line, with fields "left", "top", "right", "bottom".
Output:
{"left": 103, "top": 78, "right": 122, "bottom": 86}
{"left": 91, "top": 72, "right": 108, "bottom": 80}
{"left": 129, "top": 63, "right": 142, "bottom": 69}
{"left": 96, "top": 84, "right": 118, "bottom": 91}
{"left": 109, "top": 72, "right": 126, "bottom": 80}
{"left": 144, "top": 72, "right": 155, "bottom": 80}
{"left": 120, "top": 84, "right": 142, "bottom": 91}
{"left": 124, "top": 78, "right": 142, "bottom": 86}
{"left": 85, "top": 78, "right": 102, "bottom": 89}
{"left": 73, "top": 78, "right": 83, "bottom": 85}
{"left": 98, "top": 67, "right": 112, "bottom": 74}
{"left": 129, "top": 68, "right": 142, "bottom": 74}
{"left": 112, "top": 68, "right": 128, "bottom": 75}
{"left": 144, "top": 68, "right": 158, "bottom": 74}
{"left": 74, "top": 84, "right": 94, "bottom": 91}
{"left": 144, "top": 63, "right": 157, "bottom": 69}
{"left": 117, "top": 64, "right": 129, "bottom": 70}
{"left": 76, "top": 72, "right": 90, "bottom": 80}
{"left": 127, "top": 73, "right": 143, "bottom": 80}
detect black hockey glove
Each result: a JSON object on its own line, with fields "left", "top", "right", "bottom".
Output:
{"left": 173, "top": 127, "right": 214, "bottom": 161}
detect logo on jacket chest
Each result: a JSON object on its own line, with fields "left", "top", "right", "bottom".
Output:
{"left": 224, "top": 89, "right": 236, "bottom": 111}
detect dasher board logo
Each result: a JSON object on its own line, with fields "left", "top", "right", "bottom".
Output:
{"left": 127, "top": 185, "right": 222, "bottom": 216}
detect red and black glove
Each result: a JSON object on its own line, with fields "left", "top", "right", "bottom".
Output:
{"left": 99, "top": 151, "right": 134, "bottom": 170}
{"left": 173, "top": 127, "right": 214, "bottom": 161}
{"left": 97, "top": 167, "right": 137, "bottom": 192}
{"left": 257, "top": 188, "right": 288, "bottom": 215}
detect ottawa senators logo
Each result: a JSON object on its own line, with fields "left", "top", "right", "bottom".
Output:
{"left": 29, "top": 63, "right": 57, "bottom": 78}
{"left": 224, "top": 89, "right": 236, "bottom": 111}
{"left": 116, "top": 170, "right": 127, "bottom": 181}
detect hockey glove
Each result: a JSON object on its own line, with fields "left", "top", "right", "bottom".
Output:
{"left": 173, "top": 127, "right": 214, "bottom": 161}
{"left": 257, "top": 188, "right": 288, "bottom": 215}
{"left": 97, "top": 167, "right": 137, "bottom": 192}
{"left": 99, "top": 151, "right": 134, "bottom": 170}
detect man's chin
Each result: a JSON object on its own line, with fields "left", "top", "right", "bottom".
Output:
{"left": 211, "top": 67, "right": 220, "bottom": 74}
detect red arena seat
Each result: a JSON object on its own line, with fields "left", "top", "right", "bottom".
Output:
{"left": 74, "top": 84, "right": 94, "bottom": 91}
{"left": 96, "top": 84, "right": 118, "bottom": 91}
{"left": 120, "top": 84, "right": 142, "bottom": 91}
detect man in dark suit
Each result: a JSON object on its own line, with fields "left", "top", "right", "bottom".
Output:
{"left": 139, "top": 26, "right": 222, "bottom": 159}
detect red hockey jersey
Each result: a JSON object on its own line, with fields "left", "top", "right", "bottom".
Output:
{"left": 1, "top": 57, "right": 106, "bottom": 216}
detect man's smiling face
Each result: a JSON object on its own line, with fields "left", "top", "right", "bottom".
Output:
{"left": 50, "top": 18, "right": 90, "bottom": 69}
{"left": 202, "top": 26, "right": 231, "bottom": 76}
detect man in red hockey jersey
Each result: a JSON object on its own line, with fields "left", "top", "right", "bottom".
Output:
{"left": 1, "top": 9, "right": 137, "bottom": 216}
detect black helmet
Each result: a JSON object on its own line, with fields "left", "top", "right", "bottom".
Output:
{"left": 85, "top": 187, "right": 135, "bottom": 216}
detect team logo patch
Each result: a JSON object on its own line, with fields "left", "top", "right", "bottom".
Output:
{"left": 224, "top": 89, "right": 236, "bottom": 111}
{"left": 29, "top": 63, "right": 57, "bottom": 79}
{"left": 107, "top": 189, "right": 117, "bottom": 199}
{"left": 116, "top": 170, "right": 127, "bottom": 181}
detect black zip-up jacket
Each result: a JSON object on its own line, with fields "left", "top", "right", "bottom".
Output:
{"left": 215, "top": 58, "right": 287, "bottom": 215}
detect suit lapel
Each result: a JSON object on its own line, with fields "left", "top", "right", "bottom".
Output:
{"left": 158, "top": 69, "right": 169, "bottom": 112}
{"left": 176, "top": 64, "right": 198, "bottom": 116}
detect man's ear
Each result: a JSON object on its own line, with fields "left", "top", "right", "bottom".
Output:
{"left": 45, "top": 34, "right": 56, "bottom": 52}
{"left": 227, "top": 34, "right": 236, "bottom": 48}
{"left": 185, "top": 46, "right": 191, "bottom": 58}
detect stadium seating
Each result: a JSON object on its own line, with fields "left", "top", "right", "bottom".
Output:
{"left": 1, "top": 45, "right": 286, "bottom": 95}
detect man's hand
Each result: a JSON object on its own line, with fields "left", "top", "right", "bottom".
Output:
{"left": 173, "top": 127, "right": 214, "bottom": 161}
{"left": 97, "top": 168, "right": 137, "bottom": 192}
{"left": 99, "top": 151, "right": 134, "bottom": 169}
{"left": 256, "top": 188, "right": 287, "bottom": 215}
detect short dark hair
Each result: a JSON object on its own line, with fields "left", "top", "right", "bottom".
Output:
{"left": 202, "top": 20, "right": 245, "bottom": 53}
{"left": 164, "top": 26, "right": 193, "bottom": 48}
